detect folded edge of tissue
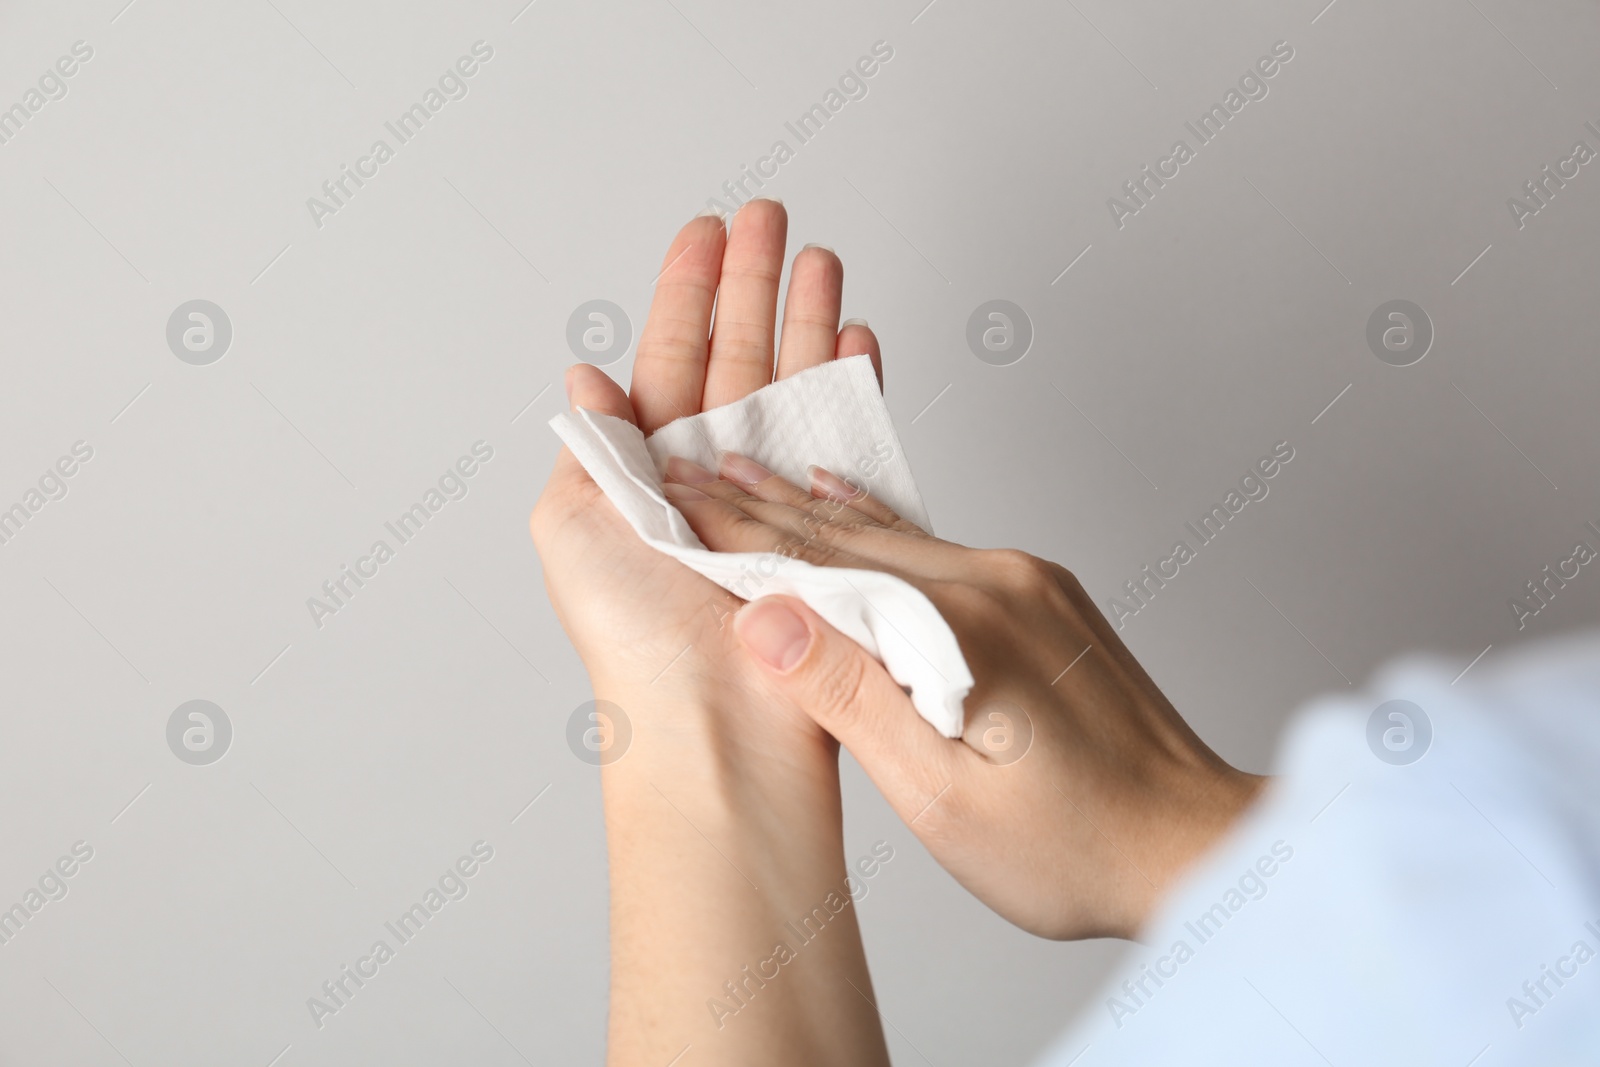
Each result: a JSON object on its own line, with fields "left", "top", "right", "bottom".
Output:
{"left": 548, "top": 354, "right": 973, "bottom": 738}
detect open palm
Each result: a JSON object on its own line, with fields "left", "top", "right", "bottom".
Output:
{"left": 531, "top": 200, "right": 881, "bottom": 731}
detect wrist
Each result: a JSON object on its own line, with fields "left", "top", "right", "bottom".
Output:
{"left": 592, "top": 669, "right": 841, "bottom": 799}
{"left": 591, "top": 671, "right": 847, "bottom": 883}
{"left": 594, "top": 680, "right": 883, "bottom": 1064}
{"left": 600, "top": 730, "right": 846, "bottom": 875}
{"left": 1126, "top": 761, "right": 1270, "bottom": 938}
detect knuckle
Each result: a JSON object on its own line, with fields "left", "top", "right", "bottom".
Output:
{"left": 720, "top": 262, "right": 783, "bottom": 287}
{"left": 799, "top": 500, "right": 838, "bottom": 527}
{"left": 803, "top": 642, "right": 874, "bottom": 723}
{"left": 783, "top": 310, "right": 840, "bottom": 332}
{"left": 886, "top": 513, "right": 928, "bottom": 537}
{"left": 793, "top": 536, "right": 846, "bottom": 570}
{"left": 808, "top": 513, "right": 866, "bottom": 550}
{"left": 985, "top": 548, "right": 1056, "bottom": 595}
{"left": 636, "top": 332, "right": 703, "bottom": 367}
{"left": 728, "top": 508, "right": 788, "bottom": 549}
{"left": 1050, "top": 561, "right": 1085, "bottom": 597}
{"left": 790, "top": 507, "right": 832, "bottom": 545}
{"left": 806, "top": 492, "right": 858, "bottom": 522}
{"left": 711, "top": 320, "right": 771, "bottom": 350}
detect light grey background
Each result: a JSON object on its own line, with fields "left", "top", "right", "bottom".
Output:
{"left": 2, "top": 0, "right": 1597, "bottom": 1063}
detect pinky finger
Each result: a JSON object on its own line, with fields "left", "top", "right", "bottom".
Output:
{"left": 836, "top": 319, "right": 881, "bottom": 390}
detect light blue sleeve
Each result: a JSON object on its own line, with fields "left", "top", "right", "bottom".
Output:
{"left": 1033, "top": 629, "right": 1600, "bottom": 1067}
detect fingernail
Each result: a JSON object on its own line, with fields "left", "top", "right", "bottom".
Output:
{"left": 735, "top": 599, "right": 811, "bottom": 672}
{"left": 666, "top": 456, "right": 717, "bottom": 483}
{"left": 840, "top": 318, "right": 869, "bottom": 329}
{"left": 696, "top": 205, "right": 726, "bottom": 219}
{"left": 750, "top": 195, "right": 783, "bottom": 206}
{"left": 802, "top": 242, "right": 836, "bottom": 255}
{"left": 663, "top": 481, "right": 707, "bottom": 502}
{"left": 720, "top": 451, "right": 772, "bottom": 488}
{"left": 808, "top": 465, "right": 863, "bottom": 502}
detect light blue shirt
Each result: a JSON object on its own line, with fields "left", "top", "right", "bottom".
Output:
{"left": 1036, "top": 629, "right": 1600, "bottom": 1065}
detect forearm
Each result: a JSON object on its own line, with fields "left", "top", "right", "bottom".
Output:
{"left": 600, "top": 684, "right": 891, "bottom": 1067}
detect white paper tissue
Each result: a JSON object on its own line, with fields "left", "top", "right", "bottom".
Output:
{"left": 549, "top": 355, "right": 973, "bottom": 738}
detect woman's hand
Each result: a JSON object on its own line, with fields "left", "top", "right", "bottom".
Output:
{"left": 533, "top": 202, "right": 876, "bottom": 732}
{"left": 530, "top": 200, "right": 892, "bottom": 1066}
{"left": 532, "top": 199, "right": 890, "bottom": 780}
{"left": 662, "top": 457, "right": 1268, "bottom": 941}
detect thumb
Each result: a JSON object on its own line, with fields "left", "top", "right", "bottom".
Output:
{"left": 566, "top": 362, "right": 636, "bottom": 424}
{"left": 535, "top": 364, "right": 641, "bottom": 544}
{"left": 548, "top": 363, "right": 637, "bottom": 488}
{"left": 734, "top": 596, "right": 958, "bottom": 813}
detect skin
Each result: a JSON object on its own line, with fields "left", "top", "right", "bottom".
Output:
{"left": 531, "top": 200, "right": 1264, "bottom": 1063}
{"left": 662, "top": 457, "right": 1268, "bottom": 940}
{"left": 531, "top": 200, "right": 890, "bottom": 1067}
